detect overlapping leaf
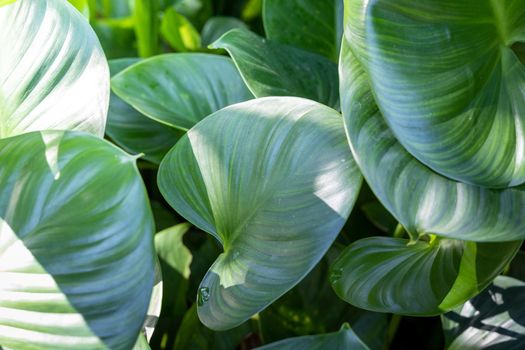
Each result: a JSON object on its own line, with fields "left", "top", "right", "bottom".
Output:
{"left": 0, "top": 131, "right": 155, "bottom": 349}
{"left": 111, "top": 53, "right": 253, "bottom": 131}
{"left": 0, "top": 0, "right": 109, "bottom": 138}
{"left": 106, "top": 58, "right": 183, "bottom": 164}
{"left": 158, "top": 97, "right": 362, "bottom": 330}
{"left": 345, "top": 0, "right": 525, "bottom": 188}
{"left": 263, "top": 0, "right": 343, "bottom": 61}
{"left": 340, "top": 39, "right": 525, "bottom": 242}
{"left": 210, "top": 29, "right": 339, "bottom": 109}
{"left": 330, "top": 237, "right": 520, "bottom": 315}
{"left": 442, "top": 276, "right": 525, "bottom": 349}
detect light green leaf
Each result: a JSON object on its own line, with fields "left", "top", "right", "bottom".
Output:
{"left": 111, "top": 53, "right": 253, "bottom": 131}
{"left": 173, "top": 0, "right": 212, "bottom": 29}
{"left": 158, "top": 97, "right": 362, "bottom": 330}
{"left": 345, "top": 0, "right": 525, "bottom": 188}
{"left": 201, "top": 16, "right": 248, "bottom": 46}
{"left": 211, "top": 29, "right": 339, "bottom": 109}
{"left": 263, "top": 0, "right": 343, "bottom": 61}
{"left": 256, "top": 324, "right": 369, "bottom": 350}
{"left": 161, "top": 8, "right": 201, "bottom": 51}
{"left": 68, "top": 0, "right": 89, "bottom": 18}
{"left": 173, "top": 304, "right": 251, "bottom": 350}
{"left": 134, "top": 0, "right": 159, "bottom": 57}
{"left": 330, "top": 237, "right": 520, "bottom": 315}
{"left": 340, "top": 38, "right": 525, "bottom": 242}
{"left": 132, "top": 334, "right": 151, "bottom": 350}
{"left": 106, "top": 58, "right": 183, "bottom": 164}
{"left": 442, "top": 276, "right": 525, "bottom": 349}
{"left": 155, "top": 223, "right": 193, "bottom": 279}
{"left": 0, "top": 131, "right": 155, "bottom": 350}
{"left": 0, "top": 0, "right": 16, "bottom": 7}
{"left": 0, "top": 0, "right": 109, "bottom": 139}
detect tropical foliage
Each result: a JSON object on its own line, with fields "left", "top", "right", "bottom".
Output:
{"left": 0, "top": 0, "right": 524, "bottom": 349}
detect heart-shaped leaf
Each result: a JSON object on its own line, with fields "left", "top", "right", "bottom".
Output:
{"left": 0, "top": 131, "right": 155, "bottom": 349}
{"left": 330, "top": 237, "right": 520, "bottom": 315}
{"left": 0, "top": 0, "right": 109, "bottom": 139}
{"left": 256, "top": 324, "right": 369, "bottom": 350}
{"left": 210, "top": 29, "right": 339, "bottom": 109}
{"left": 345, "top": 0, "right": 525, "bottom": 188}
{"left": 263, "top": 0, "right": 343, "bottom": 61}
{"left": 442, "top": 275, "right": 525, "bottom": 349}
{"left": 158, "top": 97, "right": 362, "bottom": 330}
{"left": 106, "top": 58, "right": 183, "bottom": 164}
{"left": 111, "top": 53, "right": 253, "bottom": 131}
{"left": 340, "top": 39, "right": 525, "bottom": 242}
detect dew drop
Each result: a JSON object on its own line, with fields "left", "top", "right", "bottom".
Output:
{"left": 198, "top": 287, "right": 210, "bottom": 306}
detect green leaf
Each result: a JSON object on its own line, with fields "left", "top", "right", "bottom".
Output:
{"left": 256, "top": 324, "right": 369, "bottom": 350}
{"left": 442, "top": 275, "right": 525, "bottom": 349}
{"left": 211, "top": 29, "right": 339, "bottom": 109}
{"left": 161, "top": 8, "right": 201, "bottom": 51}
{"left": 330, "top": 237, "right": 520, "bottom": 315}
{"left": 158, "top": 97, "right": 362, "bottom": 330}
{"left": 340, "top": 38, "right": 525, "bottom": 242}
{"left": 68, "top": 0, "right": 90, "bottom": 18}
{"left": 142, "top": 259, "right": 163, "bottom": 341}
{"left": 173, "top": 0, "right": 212, "bottom": 30}
{"left": 155, "top": 223, "right": 193, "bottom": 279}
{"left": 111, "top": 53, "right": 253, "bottom": 131}
{"left": 106, "top": 58, "right": 183, "bottom": 164}
{"left": 134, "top": 0, "right": 160, "bottom": 57}
{"left": 173, "top": 304, "right": 251, "bottom": 350}
{"left": 263, "top": 0, "right": 343, "bottom": 61}
{"left": 0, "top": 0, "right": 109, "bottom": 139}
{"left": 345, "top": 0, "right": 525, "bottom": 188}
{"left": 201, "top": 16, "right": 248, "bottom": 46}
{"left": 0, "top": 131, "right": 155, "bottom": 350}
{"left": 132, "top": 335, "right": 151, "bottom": 350}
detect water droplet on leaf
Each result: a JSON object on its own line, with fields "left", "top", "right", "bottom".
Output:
{"left": 198, "top": 287, "right": 210, "bottom": 306}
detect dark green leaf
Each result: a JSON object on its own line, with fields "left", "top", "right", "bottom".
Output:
{"left": 263, "top": 0, "right": 343, "bottom": 61}
{"left": 330, "top": 237, "right": 520, "bottom": 315}
{"left": 106, "top": 58, "right": 183, "bottom": 164}
{"left": 201, "top": 16, "right": 248, "bottom": 46}
{"left": 111, "top": 53, "right": 253, "bottom": 131}
{"left": 211, "top": 29, "right": 339, "bottom": 109}
{"left": 256, "top": 324, "right": 369, "bottom": 350}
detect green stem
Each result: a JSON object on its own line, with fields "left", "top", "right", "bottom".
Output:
{"left": 383, "top": 314, "right": 401, "bottom": 350}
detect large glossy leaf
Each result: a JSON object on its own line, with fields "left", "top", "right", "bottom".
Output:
{"left": 330, "top": 236, "right": 520, "bottom": 315}
{"left": 0, "top": 131, "right": 155, "bottom": 350}
{"left": 210, "top": 29, "right": 339, "bottom": 109}
{"left": 442, "top": 276, "right": 525, "bottom": 349}
{"left": 256, "top": 324, "right": 369, "bottom": 350}
{"left": 346, "top": 0, "right": 525, "bottom": 188}
{"left": 106, "top": 58, "right": 183, "bottom": 164}
{"left": 340, "top": 39, "right": 525, "bottom": 242}
{"left": 158, "top": 97, "right": 362, "bottom": 330}
{"left": 263, "top": 0, "right": 343, "bottom": 61}
{"left": 0, "top": 0, "right": 109, "bottom": 138}
{"left": 111, "top": 53, "right": 253, "bottom": 131}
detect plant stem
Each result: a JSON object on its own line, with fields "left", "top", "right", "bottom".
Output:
{"left": 383, "top": 314, "right": 402, "bottom": 350}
